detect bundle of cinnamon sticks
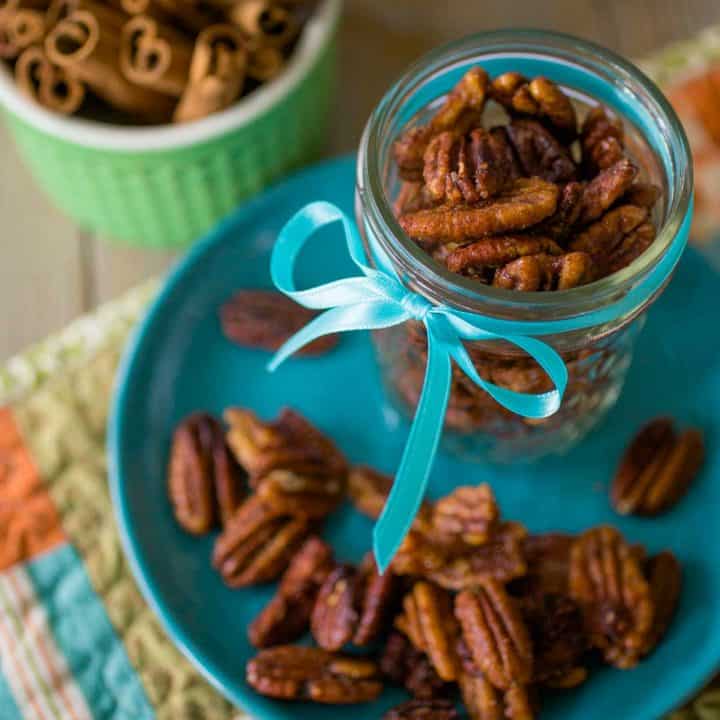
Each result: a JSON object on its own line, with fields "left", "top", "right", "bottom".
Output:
{"left": 0, "top": 0, "right": 317, "bottom": 122}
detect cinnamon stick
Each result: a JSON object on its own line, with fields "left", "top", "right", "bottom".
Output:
{"left": 46, "top": 9, "right": 174, "bottom": 121}
{"left": 15, "top": 44, "right": 85, "bottom": 113}
{"left": 246, "top": 43, "right": 283, "bottom": 82}
{"left": 120, "top": 15, "right": 193, "bottom": 96}
{"left": 173, "top": 23, "right": 246, "bottom": 123}
{"left": 0, "top": 9, "right": 45, "bottom": 59}
{"left": 228, "top": 1, "right": 298, "bottom": 48}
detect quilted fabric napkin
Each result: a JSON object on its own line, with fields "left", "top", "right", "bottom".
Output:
{"left": 2, "top": 28, "right": 720, "bottom": 720}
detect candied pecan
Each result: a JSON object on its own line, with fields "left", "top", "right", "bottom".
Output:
{"left": 459, "top": 672, "right": 535, "bottom": 720}
{"left": 380, "top": 632, "right": 449, "bottom": 699}
{"left": 354, "top": 553, "right": 401, "bottom": 645}
{"left": 396, "top": 582, "right": 460, "bottom": 681}
{"left": 606, "top": 221, "right": 656, "bottom": 273}
{"left": 579, "top": 158, "right": 638, "bottom": 225}
{"left": 248, "top": 536, "right": 334, "bottom": 648}
{"left": 540, "top": 181, "right": 585, "bottom": 241}
{"left": 622, "top": 182, "right": 661, "bottom": 211}
{"left": 246, "top": 646, "right": 382, "bottom": 703}
{"left": 168, "top": 413, "right": 245, "bottom": 534}
{"left": 399, "top": 178, "right": 559, "bottom": 245}
{"left": 394, "top": 181, "right": 438, "bottom": 216}
{"left": 611, "top": 418, "right": 704, "bottom": 516}
{"left": 212, "top": 496, "right": 310, "bottom": 587}
{"left": 569, "top": 526, "right": 654, "bottom": 668}
{"left": 491, "top": 72, "right": 577, "bottom": 137}
{"left": 520, "top": 533, "right": 574, "bottom": 595}
{"left": 642, "top": 551, "right": 682, "bottom": 655}
{"left": 393, "top": 522, "right": 527, "bottom": 591}
{"left": 220, "top": 289, "right": 337, "bottom": 356}
{"left": 393, "top": 67, "right": 489, "bottom": 180}
{"left": 312, "top": 554, "right": 399, "bottom": 650}
{"left": 224, "top": 407, "right": 347, "bottom": 486}
{"left": 506, "top": 119, "right": 577, "bottom": 183}
{"left": 256, "top": 468, "right": 345, "bottom": 518}
{"left": 446, "top": 235, "right": 562, "bottom": 275}
{"left": 383, "top": 699, "right": 460, "bottom": 720}
{"left": 569, "top": 204, "right": 648, "bottom": 265}
{"left": 431, "top": 484, "right": 500, "bottom": 545}
{"left": 522, "top": 593, "right": 587, "bottom": 687}
{"left": 493, "top": 252, "right": 594, "bottom": 291}
{"left": 581, "top": 105, "right": 625, "bottom": 171}
{"left": 348, "top": 465, "right": 433, "bottom": 527}
{"left": 424, "top": 128, "right": 518, "bottom": 205}
{"left": 455, "top": 580, "right": 534, "bottom": 689}
{"left": 311, "top": 564, "right": 360, "bottom": 651}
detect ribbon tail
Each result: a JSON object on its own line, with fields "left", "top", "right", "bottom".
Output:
{"left": 373, "top": 324, "right": 451, "bottom": 574}
{"left": 268, "top": 301, "right": 410, "bottom": 371}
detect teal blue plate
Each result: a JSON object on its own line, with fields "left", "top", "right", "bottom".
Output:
{"left": 109, "top": 156, "right": 720, "bottom": 720}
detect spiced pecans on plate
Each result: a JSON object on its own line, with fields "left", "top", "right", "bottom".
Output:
{"left": 166, "top": 403, "right": 693, "bottom": 718}
{"left": 393, "top": 67, "right": 662, "bottom": 292}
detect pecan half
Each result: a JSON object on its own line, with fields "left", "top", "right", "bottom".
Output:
{"left": 168, "top": 413, "right": 245, "bottom": 534}
{"left": 445, "top": 235, "right": 562, "bottom": 276}
{"left": 256, "top": 467, "right": 346, "bottom": 518}
{"left": 380, "top": 632, "right": 450, "bottom": 700}
{"left": 642, "top": 551, "right": 682, "bottom": 655}
{"left": 394, "top": 181, "right": 438, "bottom": 216}
{"left": 224, "top": 407, "right": 347, "bottom": 488}
{"left": 459, "top": 671, "right": 535, "bottom": 720}
{"left": 569, "top": 526, "right": 654, "bottom": 668}
{"left": 431, "top": 484, "right": 500, "bottom": 546}
{"left": 424, "top": 128, "right": 518, "bottom": 205}
{"left": 399, "top": 178, "right": 559, "bottom": 245}
{"left": 579, "top": 158, "right": 638, "bottom": 225}
{"left": 246, "top": 646, "right": 382, "bottom": 703}
{"left": 393, "top": 67, "right": 489, "bottom": 181}
{"left": 393, "top": 522, "right": 527, "bottom": 591}
{"left": 455, "top": 580, "right": 534, "bottom": 689}
{"left": 312, "top": 554, "right": 399, "bottom": 650}
{"left": 220, "top": 289, "right": 337, "bottom": 355}
{"left": 396, "top": 582, "right": 460, "bottom": 682}
{"left": 248, "top": 536, "right": 334, "bottom": 648}
{"left": 569, "top": 204, "right": 651, "bottom": 272}
{"left": 581, "top": 105, "right": 625, "bottom": 172}
{"left": 520, "top": 533, "right": 574, "bottom": 595}
{"left": 383, "top": 699, "right": 460, "bottom": 720}
{"left": 539, "top": 181, "right": 585, "bottom": 241}
{"left": 493, "top": 252, "right": 594, "bottom": 291}
{"left": 522, "top": 593, "right": 587, "bottom": 687}
{"left": 212, "top": 496, "right": 310, "bottom": 587}
{"left": 623, "top": 182, "right": 661, "bottom": 210}
{"left": 606, "top": 221, "right": 656, "bottom": 274}
{"left": 506, "top": 119, "right": 577, "bottom": 183}
{"left": 491, "top": 72, "right": 577, "bottom": 137}
{"left": 611, "top": 418, "right": 704, "bottom": 516}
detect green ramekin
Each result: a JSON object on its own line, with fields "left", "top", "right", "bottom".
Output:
{"left": 0, "top": 0, "right": 341, "bottom": 248}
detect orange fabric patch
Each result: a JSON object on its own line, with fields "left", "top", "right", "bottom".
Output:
{"left": 0, "top": 408, "right": 65, "bottom": 570}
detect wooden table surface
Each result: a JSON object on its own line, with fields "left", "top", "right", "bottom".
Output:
{"left": 1, "top": 0, "right": 716, "bottom": 362}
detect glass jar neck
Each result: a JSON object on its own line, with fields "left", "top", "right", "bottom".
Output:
{"left": 356, "top": 29, "right": 692, "bottom": 325}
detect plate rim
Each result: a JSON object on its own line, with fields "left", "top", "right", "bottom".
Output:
{"left": 107, "top": 154, "right": 719, "bottom": 720}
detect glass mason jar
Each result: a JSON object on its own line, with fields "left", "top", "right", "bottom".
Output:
{"left": 354, "top": 30, "right": 692, "bottom": 463}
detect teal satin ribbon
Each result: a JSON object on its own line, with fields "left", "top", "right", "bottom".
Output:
{"left": 268, "top": 201, "right": 570, "bottom": 572}
{"left": 268, "top": 199, "right": 691, "bottom": 572}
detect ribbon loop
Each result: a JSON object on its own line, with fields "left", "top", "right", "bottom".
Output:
{"left": 268, "top": 202, "right": 568, "bottom": 572}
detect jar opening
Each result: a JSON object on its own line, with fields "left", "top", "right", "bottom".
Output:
{"left": 357, "top": 29, "right": 692, "bottom": 324}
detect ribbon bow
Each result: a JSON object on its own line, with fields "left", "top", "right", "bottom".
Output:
{"left": 268, "top": 201, "right": 568, "bottom": 573}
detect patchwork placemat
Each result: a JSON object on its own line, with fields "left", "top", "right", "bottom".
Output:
{"left": 2, "top": 28, "right": 720, "bottom": 719}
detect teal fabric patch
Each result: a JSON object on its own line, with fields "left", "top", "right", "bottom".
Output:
{"left": 27, "top": 546, "right": 154, "bottom": 720}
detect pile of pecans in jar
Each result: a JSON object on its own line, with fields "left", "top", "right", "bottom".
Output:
{"left": 393, "top": 67, "right": 660, "bottom": 289}
{"left": 168, "top": 382, "right": 703, "bottom": 718}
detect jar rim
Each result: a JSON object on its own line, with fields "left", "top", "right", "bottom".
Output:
{"left": 357, "top": 29, "right": 693, "bottom": 323}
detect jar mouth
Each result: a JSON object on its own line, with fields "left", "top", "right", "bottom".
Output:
{"left": 357, "top": 29, "right": 693, "bottom": 322}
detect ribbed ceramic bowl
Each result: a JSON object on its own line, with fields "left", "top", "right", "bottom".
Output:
{"left": 0, "top": 0, "right": 341, "bottom": 247}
